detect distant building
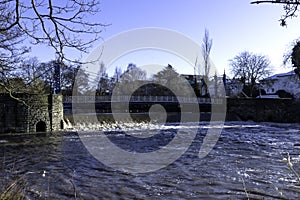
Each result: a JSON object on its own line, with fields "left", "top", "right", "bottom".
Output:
{"left": 260, "top": 71, "right": 300, "bottom": 99}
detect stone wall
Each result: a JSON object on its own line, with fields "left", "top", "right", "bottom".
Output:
{"left": 0, "top": 94, "right": 64, "bottom": 133}
{"left": 226, "top": 98, "right": 298, "bottom": 123}
{"left": 0, "top": 95, "right": 27, "bottom": 133}
{"left": 63, "top": 96, "right": 299, "bottom": 123}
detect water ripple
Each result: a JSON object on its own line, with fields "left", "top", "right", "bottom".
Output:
{"left": 1, "top": 122, "right": 300, "bottom": 199}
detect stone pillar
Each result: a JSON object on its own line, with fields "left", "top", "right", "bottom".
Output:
{"left": 50, "top": 94, "right": 64, "bottom": 131}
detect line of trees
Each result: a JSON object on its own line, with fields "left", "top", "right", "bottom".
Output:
{"left": 0, "top": 58, "right": 91, "bottom": 95}
{"left": 95, "top": 62, "right": 227, "bottom": 98}
{"left": 95, "top": 64, "right": 191, "bottom": 97}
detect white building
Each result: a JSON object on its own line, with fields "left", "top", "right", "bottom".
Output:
{"left": 260, "top": 71, "right": 300, "bottom": 98}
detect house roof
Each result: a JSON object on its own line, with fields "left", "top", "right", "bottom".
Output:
{"left": 263, "top": 70, "right": 295, "bottom": 81}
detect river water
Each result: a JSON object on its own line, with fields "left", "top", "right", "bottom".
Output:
{"left": 1, "top": 121, "right": 300, "bottom": 199}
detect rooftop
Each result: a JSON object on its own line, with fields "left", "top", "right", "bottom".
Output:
{"left": 263, "top": 70, "right": 295, "bottom": 81}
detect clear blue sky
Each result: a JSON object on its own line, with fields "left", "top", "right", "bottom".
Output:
{"left": 32, "top": 0, "right": 300, "bottom": 77}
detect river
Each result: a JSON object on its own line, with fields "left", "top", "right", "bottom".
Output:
{"left": 1, "top": 121, "right": 300, "bottom": 199}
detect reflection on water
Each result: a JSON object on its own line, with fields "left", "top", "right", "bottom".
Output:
{"left": 1, "top": 122, "right": 300, "bottom": 199}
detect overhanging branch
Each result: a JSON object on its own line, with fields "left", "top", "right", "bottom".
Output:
{"left": 251, "top": 1, "right": 300, "bottom": 5}
{"left": 251, "top": 0, "right": 300, "bottom": 26}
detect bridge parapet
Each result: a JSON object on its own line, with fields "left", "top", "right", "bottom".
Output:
{"left": 63, "top": 96, "right": 225, "bottom": 104}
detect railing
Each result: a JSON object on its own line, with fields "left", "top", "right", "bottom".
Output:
{"left": 63, "top": 96, "right": 225, "bottom": 104}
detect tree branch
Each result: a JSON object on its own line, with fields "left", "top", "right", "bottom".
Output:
{"left": 251, "top": 1, "right": 300, "bottom": 5}
{"left": 251, "top": 0, "right": 300, "bottom": 26}
{"left": 0, "top": 82, "right": 29, "bottom": 107}
{"left": 0, "top": 0, "right": 19, "bottom": 32}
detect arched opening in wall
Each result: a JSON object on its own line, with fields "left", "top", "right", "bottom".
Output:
{"left": 60, "top": 120, "right": 64, "bottom": 129}
{"left": 36, "top": 121, "right": 47, "bottom": 132}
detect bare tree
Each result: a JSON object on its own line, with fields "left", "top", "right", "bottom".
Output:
{"left": 0, "top": 0, "right": 107, "bottom": 102}
{"left": 202, "top": 29, "right": 213, "bottom": 78}
{"left": 1, "top": 0, "right": 106, "bottom": 61}
{"left": 251, "top": 0, "right": 300, "bottom": 26}
{"left": 14, "top": 59, "right": 90, "bottom": 95}
{"left": 201, "top": 29, "right": 213, "bottom": 96}
{"left": 16, "top": 57, "right": 47, "bottom": 93}
{"left": 229, "top": 51, "right": 272, "bottom": 97}
{"left": 113, "top": 66, "right": 123, "bottom": 83}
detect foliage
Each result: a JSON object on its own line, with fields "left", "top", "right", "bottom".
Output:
{"left": 153, "top": 65, "right": 179, "bottom": 88}
{"left": 283, "top": 39, "right": 300, "bottom": 77}
{"left": 114, "top": 64, "right": 147, "bottom": 95}
{"left": 251, "top": 0, "right": 300, "bottom": 26}
{"left": 64, "top": 65, "right": 91, "bottom": 95}
{"left": 229, "top": 51, "right": 272, "bottom": 97}
{"left": 121, "top": 64, "right": 147, "bottom": 82}
{"left": 152, "top": 64, "right": 191, "bottom": 96}
{"left": 291, "top": 41, "right": 300, "bottom": 76}
{"left": 96, "top": 62, "right": 108, "bottom": 95}
{"left": 291, "top": 41, "right": 300, "bottom": 65}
